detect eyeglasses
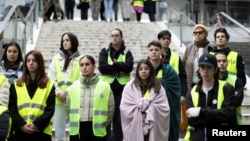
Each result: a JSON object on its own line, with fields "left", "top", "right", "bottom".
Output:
{"left": 193, "top": 31, "right": 204, "bottom": 35}
{"left": 138, "top": 67, "right": 150, "bottom": 71}
{"left": 111, "top": 34, "right": 120, "bottom": 38}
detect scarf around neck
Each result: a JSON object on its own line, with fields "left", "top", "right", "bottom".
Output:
{"left": 194, "top": 38, "right": 209, "bottom": 47}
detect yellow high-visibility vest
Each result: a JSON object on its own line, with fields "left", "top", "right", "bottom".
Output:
{"left": 54, "top": 54, "right": 81, "bottom": 103}
{"left": 68, "top": 80, "right": 110, "bottom": 136}
{"left": 169, "top": 51, "right": 180, "bottom": 74}
{"left": 184, "top": 80, "right": 226, "bottom": 141}
{"left": 99, "top": 50, "right": 131, "bottom": 85}
{"left": 15, "top": 80, "right": 54, "bottom": 135}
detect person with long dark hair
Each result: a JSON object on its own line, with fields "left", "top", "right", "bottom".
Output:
{"left": 48, "top": 32, "right": 81, "bottom": 141}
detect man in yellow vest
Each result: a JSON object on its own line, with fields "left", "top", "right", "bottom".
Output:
{"left": 209, "top": 27, "right": 246, "bottom": 86}
{"left": 215, "top": 52, "right": 244, "bottom": 125}
{"left": 158, "top": 30, "right": 187, "bottom": 105}
{"left": 185, "top": 54, "right": 237, "bottom": 141}
{"left": 158, "top": 30, "right": 188, "bottom": 137}
{"left": 98, "top": 28, "right": 134, "bottom": 141}
{"left": 0, "top": 75, "right": 10, "bottom": 141}
{"left": 147, "top": 40, "right": 181, "bottom": 141}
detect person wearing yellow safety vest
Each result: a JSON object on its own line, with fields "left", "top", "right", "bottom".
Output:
{"left": 98, "top": 28, "right": 134, "bottom": 141}
{"left": 185, "top": 54, "right": 237, "bottom": 141}
{"left": 65, "top": 55, "right": 114, "bottom": 141}
{"left": 209, "top": 27, "right": 246, "bottom": 86}
{"left": 158, "top": 30, "right": 187, "bottom": 105}
{"left": 120, "top": 59, "right": 170, "bottom": 141}
{"left": 147, "top": 40, "right": 181, "bottom": 141}
{"left": 158, "top": 29, "right": 188, "bottom": 137}
{"left": 215, "top": 52, "right": 244, "bottom": 125}
{"left": 48, "top": 32, "right": 81, "bottom": 141}
{"left": 9, "top": 50, "right": 55, "bottom": 141}
{"left": 0, "top": 75, "right": 10, "bottom": 141}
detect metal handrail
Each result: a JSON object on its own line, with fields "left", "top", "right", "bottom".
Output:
{"left": 203, "top": 11, "right": 250, "bottom": 35}
{"left": 0, "top": 0, "right": 39, "bottom": 55}
{"left": 166, "top": 1, "right": 196, "bottom": 47}
{"left": 167, "top": 2, "right": 196, "bottom": 26}
{"left": 0, "top": 5, "right": 17, "bottom": 35}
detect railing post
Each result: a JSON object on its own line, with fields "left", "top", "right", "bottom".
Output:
{"left": 180, "top": 13, "right": 183, "bottom": 47}
{"left": 13, "top": 9, "right": 18, "bottom": 42}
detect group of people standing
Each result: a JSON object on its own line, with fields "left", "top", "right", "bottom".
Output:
{"left": 0, "top": 23, "right": 247, "bottom": 141}
{"left": 183, "top": 25, "right": 246, "bottom": 141}
{"left": 43, "top": 0, "right": 160, "bottom": 22}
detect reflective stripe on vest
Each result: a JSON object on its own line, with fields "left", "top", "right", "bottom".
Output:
{"left": 15, "top": 80, "right": 54, "bottom": 135}
{"left": 169, "top": 51, "right": 180, "bottom": 74}
{"left": 225, "top": 74, "right": 242, "bottom": 125}
{"left": 184, "top": 80, "right": 225, "bottom": 141}
{"left": 54, "top": 54, "right": 81, "bottom": 90}
{"left": 99, "top": 49, "right": 130, "bottom": 85}
{"left": 0, "top": 76, "right": 7, "bottom": 86}
{"left": 69, "top": 80, "right": 110, "bottom": 136}
{"left": 210, "top": 51, "right": 238, "bottom": 74}
{"left": 54, "top": 54, "right": 81, "bottom": 103}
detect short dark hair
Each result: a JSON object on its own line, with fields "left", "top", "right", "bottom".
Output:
{"left": 147, "top": 40, "right": 162, "bottom": 49}
{"left": 157, "top": 30, "right": 172, "bottom": 39}
{"left": 214, "top": 28, "right": 230, "bottom": 40}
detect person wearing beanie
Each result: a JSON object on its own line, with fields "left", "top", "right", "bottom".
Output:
{"left": 183, "top": 24, "right": 215, "bottom": 96}
{"left": 184, "top": 53, "right": 237, "bottom": 141}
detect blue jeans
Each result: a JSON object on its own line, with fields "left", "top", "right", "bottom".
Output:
{"left": 104, "top": 0, "right": 113, "bottom": 20}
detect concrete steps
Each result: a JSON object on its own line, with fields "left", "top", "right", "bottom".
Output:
{"left": 35, "top": 20, "right": 165, "bottom": 72}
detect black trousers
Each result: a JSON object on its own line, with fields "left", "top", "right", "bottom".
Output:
{"left": 65, "top": 0, "right": 75, "bottom": 19}
{"left": 106, "top": 79, "right": 124, "bottom": 141}
{"left": 80, "top": 2, "right": 89, "bottom": 20}
{"left": 100, "top": 1, "right": 105, "bottom": 20}
{"left": 0, "top": 112, "right": 9, "bottom": 141}
{"left": 135, "top": 12, "right": 142, "bottom": 22}
{"left": 70, "top": 121, "right": 107, "bottom": 141}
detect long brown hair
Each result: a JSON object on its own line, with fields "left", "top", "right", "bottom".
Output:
{"left": 133, "top": 59, "right": 162, "bottom": 94}
{"left": 16, "top": 50, "right": 49, "bottom": 88}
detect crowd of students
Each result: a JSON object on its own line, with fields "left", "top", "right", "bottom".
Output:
{"left": 0, "top": 24, "right": 246, "bottom": 141}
